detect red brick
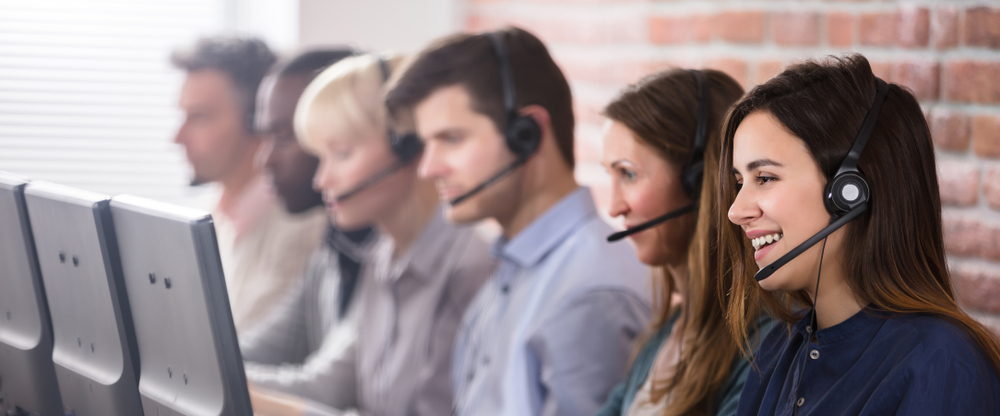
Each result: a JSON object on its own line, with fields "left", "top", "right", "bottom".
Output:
{"left": 574, "top": 128, "right": 603, "bottom": 167}
{"left": 559, "top": 57, "right": 654, "bottom": 85}
{"left": 715, "top": 11, "right": 765, "bottom": 43}
{"left": 943, "top": 61, "right": 1000, "bottom": 104}
{"left": 943, "top": 214, "right": 984, "bottom": 257}
{"left": 649, "top": 15, "right": 712, "bottom": 44}
{"left": 756, "top": 60, "right": 783, "bottom": 85}
{"left": 896, "top": 7, "right": 930, "bottom": 48}
{"left": 892, "top": 61, "right": 939, "bottom": 101}
{"left": 954, "top": 262, "right": 1000, "bottom": 314}
{"left": 931, "top": 6, "right": 959, "bottom": 49}
{"left": 706, "top": 58, "right": 748, "bottom": 88}
{"left": 827, "top": 12, "right": 854, "bottom": 48}
{"left": 869, "top": 61, "right": 892, "bottom": 82}
{"left": 938, "top": 160, "right": 980, "bottom": 206}
{"left": 930, "top": 108, "right": 970, "bottom": 151}
{"left": 984, "top": 164, "right": 1000, "bottom": 210}
{"left": 860, "top": 12, "right": 898, "bottom": 46}
{"left": 965, "top": 7, "right": 1000, "bottom": 49}
{"left": 973, "top": 114, "right": 1000, "bottom": 158}
{"left": 772, "top": 12, "right": 820, "bottom": 46}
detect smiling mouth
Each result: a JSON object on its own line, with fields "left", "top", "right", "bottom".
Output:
{"left": 751, "top": 233, "right": 783, "bottom": 251}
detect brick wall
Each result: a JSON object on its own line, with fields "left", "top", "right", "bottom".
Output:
{"left": 464, "top": 0, "right": 1000, "bottom": 332}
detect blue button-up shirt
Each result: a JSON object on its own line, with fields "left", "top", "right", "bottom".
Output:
{"left": 452, "top": 187, "right": 651, "bottom": 416}
{"left": 737, "top": 307, "right": 1000, "bottom": 416}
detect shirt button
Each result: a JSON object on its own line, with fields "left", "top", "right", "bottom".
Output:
{"left": 797, "top": 397, "right": 805, "bottom": 407}
{"left": 805, "top": 325, "right": 813, "bottom": 334}
{"left": 810, "top": 349, "right": 820, "bottom": 360}
{"left": 482, "top": 356, "right": 490, "bottom": 366}
{"left": 466, "top": 372, "right": 474, "bottom": 382}
{"left": 501, "top": 285, "right": 510, "bottom": 294}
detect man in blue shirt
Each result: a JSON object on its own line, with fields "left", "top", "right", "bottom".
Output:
{"left": 385, "top": 27, "right": 651, "bottom": 416}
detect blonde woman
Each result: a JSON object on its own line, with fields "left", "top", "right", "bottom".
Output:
{"left": 248, "top": 54, "right": 493, "bottom": 416}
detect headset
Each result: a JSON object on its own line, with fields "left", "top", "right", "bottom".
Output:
{"left": 447, "top": 31, "right": 543, "bottom": 206}
{"left": 607, "top": 69, "right": 709, "bottom": 242}
{"left": 330, "top": 55, "right": 425, "bottom": 203}
{"left": 753, "top": 77, "right": 889, "bottom": 281}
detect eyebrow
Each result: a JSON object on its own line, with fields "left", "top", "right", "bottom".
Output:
{"left": 745, "top": 158, "right": 783, "bottom": 171}
{"left": 608, "top": 159, "right": 634, "bottom": 169}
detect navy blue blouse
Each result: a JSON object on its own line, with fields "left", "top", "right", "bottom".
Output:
{"left": 736, "top": 308, "right": 1000, "bottom": 416}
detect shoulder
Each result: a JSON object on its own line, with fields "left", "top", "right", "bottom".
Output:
{"left": 883, "top": 314, "right": 993, "bottom": 371}
{"left": 547, "top": 215, "right": 650, "bottom": 292}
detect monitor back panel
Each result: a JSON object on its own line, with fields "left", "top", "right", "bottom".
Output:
{"left": 24, "top": 182, "right": 143, "bottom": 416}
{"left": 0, "top": 172, "right": 63, "bottom": 416}
{"left": 111, "top": 195, "right": 252, "bottom": 416}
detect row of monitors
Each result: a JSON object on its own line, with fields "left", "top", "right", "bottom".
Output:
{"left": 0, "top": 171, "right": 252, "bottom": 416}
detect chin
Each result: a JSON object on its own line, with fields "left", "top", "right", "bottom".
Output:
{"left": 755, "top": 266, "right": 794, "bottom": 293}
{"left": 444, "top": 203, "right": 484, "bottom": 225}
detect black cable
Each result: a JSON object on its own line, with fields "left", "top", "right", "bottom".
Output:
{"left": 792, "top": 236, "right": 827, "bottom": 416}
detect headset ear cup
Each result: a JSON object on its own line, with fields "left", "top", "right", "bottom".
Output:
{"left": 390, "top": 132, "right": 425, "bottom": 162}
{"left": 824, "top": 172, "right": 870, "bottom": 215}
{"left": 505, "top": 115, "right": 542, "bottom": 159}
{"left": 682, "top": 161, "right": 704, "bottom": 197}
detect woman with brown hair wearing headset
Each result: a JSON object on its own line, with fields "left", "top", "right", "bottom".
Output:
{"left": 595, "top": 68, "right": 773, "bottom": 416}
{"left": 722, "top": 55, "right": 1000, "bottom": 415}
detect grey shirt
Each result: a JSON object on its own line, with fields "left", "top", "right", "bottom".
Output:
{"left": 241, "top": 227, "right": 377, "bottom": 407}
{"left": 301, "top": 208, "right": 494, "bottom": 416}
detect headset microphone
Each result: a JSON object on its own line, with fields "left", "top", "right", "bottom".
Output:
{"left": 753, "top": 77, "right": 889, "bottom": 282}
{"left": 330, "top": 55, "right": 424, "bottom": 204}
{"left": 607, "top": 203, "right": 697, "bottom": 242}
{"left": 606, "top": 69, "right": 710, "bottom": 243}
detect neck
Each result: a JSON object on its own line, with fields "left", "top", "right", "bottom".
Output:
{"left": 216, "top": 146, "right": 260, "bottom": 215}
{"left": 808, "top": 256, "right": 864, "bottom": 330}
{"left": 664, "top": 261, "right": 688, "bottom": 304}
{"left": 376, "top": 178, "right": 439, "bottom": 258}
{"left": 498, "top": 164, "right": 577, "bottom": 239}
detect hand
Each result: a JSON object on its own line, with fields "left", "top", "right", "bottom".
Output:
{"left": 248, "top": 383, "right": 308, "bottom": 416}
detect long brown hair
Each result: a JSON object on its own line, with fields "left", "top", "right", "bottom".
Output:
{"left": 718, "top": 55, "right": 1000, "bottom": 376}
{"left": 604, "top": 68, "right": 745, "bottom": 416}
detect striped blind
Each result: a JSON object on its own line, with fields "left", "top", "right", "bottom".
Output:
{"left": 0, "top": 0, "right": 231, "bottom": 209}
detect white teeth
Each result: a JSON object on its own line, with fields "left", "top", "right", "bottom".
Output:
{"left": 750, "top": 233, "right": 783, "bottom": 251}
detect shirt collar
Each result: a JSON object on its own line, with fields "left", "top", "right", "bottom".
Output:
{"left": 380, "top": 205, "right": 453, "bottom": 283}
{"left": 794, "top": 305, "right": 888, "bottom": 344}
{"left": 493, "top": 187, "right": 597, "bottom": 268}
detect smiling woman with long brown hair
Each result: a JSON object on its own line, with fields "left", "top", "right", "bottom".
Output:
{"left": 721, "top": 54, "right": 1000, "bottom": 415}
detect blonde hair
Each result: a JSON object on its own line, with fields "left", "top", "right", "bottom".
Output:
{"left": 294, "top": 53, "right": 407, "bottom": 154}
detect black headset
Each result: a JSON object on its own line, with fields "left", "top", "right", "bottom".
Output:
{"left": 447, "top": 32, "right": 543, "bottom": 206}
{"left": 754, "top": 77, "right": 889, "bottom": 281}
{"left": 606, "top": 69, "right": 709, "bottom": 242}
{"left": 329, "top": 55, "right": 425, "bottom": 203}
{"left": 377, "top": 56, "right": 424, "bottom": 163}
{"left": 487, "top": 32, "right": 543, "bottom": 159}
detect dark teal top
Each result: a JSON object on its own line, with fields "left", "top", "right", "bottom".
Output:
{"left": 594, "top": 312, "right": 775, "bottom": 416}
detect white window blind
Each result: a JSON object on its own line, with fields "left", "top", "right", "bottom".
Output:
{"left": 0, "top": 0, "right": 232, "bottom": 209}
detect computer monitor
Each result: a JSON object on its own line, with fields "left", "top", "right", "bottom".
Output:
{"left": 0, "top": 172, "right": 64, "bottom": 416}
{"left": 110, "top": 194, "right": 252, "bottom": 416}
{"left": 23, "top": 181, "right": 144, "bottom": 416}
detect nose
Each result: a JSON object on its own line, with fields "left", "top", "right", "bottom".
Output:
{"left": 313, "top": 157, "right": 334, "bottom": 194}
{"left": 417, "top": 141, "right": 445, "bottom": 180}
{"left": 727, "top": 184, "right": 761, "bottom": 226}
{"left": 257, "top": 139, "right": 275, "bottom": 172}
{"left": 173, "top": 121, "right": 187, "bottom": 145}
{"left": 606, "top": 182, "right": 629, "bottom": 219}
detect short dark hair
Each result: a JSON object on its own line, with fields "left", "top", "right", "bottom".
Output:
{"left": 385, "top": 27, "right": 575, "bottom": 168}
{"left": 270, "top": 47, "right": 359, "bottom": 79}
{"left": 171, "top": 36, "right": 277, "bottom": 130}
